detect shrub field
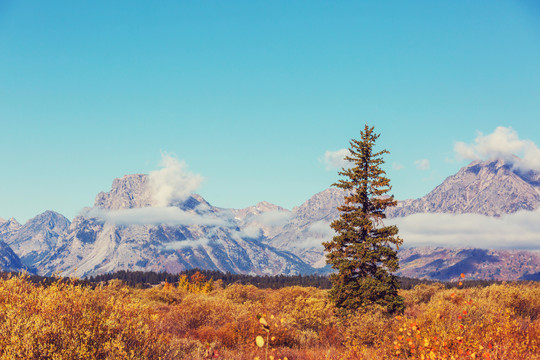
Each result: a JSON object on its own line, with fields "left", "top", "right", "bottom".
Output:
{"left": 0, "top": 273, "right": 538, "bottom": 359}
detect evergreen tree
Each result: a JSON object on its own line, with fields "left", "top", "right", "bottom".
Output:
{"left": 323, "top": 125, "right": 404, "bottom": 314}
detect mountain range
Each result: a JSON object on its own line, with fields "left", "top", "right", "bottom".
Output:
{"left": 1, "top": 158, "right": 540, "bottom": 281}
{"left": 387, "top": 158, "right": 540, "bottom": 217}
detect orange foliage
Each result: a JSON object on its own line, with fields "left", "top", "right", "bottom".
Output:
{"left": 0, "top": 274, "right": 539, "bottom": 359}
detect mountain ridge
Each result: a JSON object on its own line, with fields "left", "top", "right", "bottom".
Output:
{"left": 387, "top": 159, "right": 540, "bottom": 217}
{"left": 36, "top": 174, "right": 315, "bottom": 277}
{"left": 3, "top": 158, "right": 540, "bottom": 280}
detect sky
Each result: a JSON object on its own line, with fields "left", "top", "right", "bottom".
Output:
{"left": 1, "top": 1, "right": 540, "bottom": 223}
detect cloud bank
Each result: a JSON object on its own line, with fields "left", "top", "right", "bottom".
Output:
{"left": 294, "top": 220, "right": 337, "bottom": 248}
{"left": 149, "top": 153, "right": 204, "bottom": 206}
{"left": 239, "top": 226, "right": 263, "bottom": 239}
{"left": 250, "top": 210, "right": 293, "bottom": 227}
{"left": 294, "top": 212, "right": 540, "bottom": 251}
{"left": 454, "top": 126, "right": 540, "bottom": 172}
{"left": 86, "top": 206, "right": 226, "bottom": 227}
{"left": 390, "top": 211, "right": 540, "bottom": 250}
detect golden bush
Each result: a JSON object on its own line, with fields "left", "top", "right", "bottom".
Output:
{"left": 1, "top": 274, "right": 539, "bottom": 359}
{"left": 0, "top": 275, "right": 176, "bottom": 359}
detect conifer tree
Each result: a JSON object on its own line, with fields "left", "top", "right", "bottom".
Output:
{"left": 323, "top": 125, "right": 404, "bottom": 314}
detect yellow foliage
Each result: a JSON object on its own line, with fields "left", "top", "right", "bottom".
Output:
{"left": 0, "top": 274, "right": 539, "bottom": 359}
{"left": 0, "top": 275, "right": 176, "bottom": 359}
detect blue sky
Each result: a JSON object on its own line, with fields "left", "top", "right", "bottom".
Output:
{"left": 1, "top": 1, "right": 540, "bottom": 223}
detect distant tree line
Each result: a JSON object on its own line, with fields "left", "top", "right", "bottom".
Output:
{"left": 0, "top": 271, "right": 91, "bottom": 287}
{"left": 1, "top": 269, "right": 530, "bottom": 290}
{"left": 87, "top": 269, "right": 334, "bottom": 289}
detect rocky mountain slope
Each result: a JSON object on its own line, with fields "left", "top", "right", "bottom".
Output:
{"left": 231, "top": 201, "right": 292, "bottom": 239}
{"left": 0, "top": 218, "right": 29, "bottom": 272}
{"left": 0, "top": 217, "right": 22, "bottom": 239}
{"left": 3, "top": 211, "right": 70, "bottom": 268}
{"left": 3, "top": 158, "right": 540, "bottom": 280}
{"left": 263, "top": 188, "right": 344, "bottom": 268}
{"left": 0, "top": 240, "right": 25, "bottom": 272}
{"left": 387, "top": 159, "right": 540, "bottom": 217}
{"left": 37, "top": 175, "right": 314, "bottom": 278}
{"left": 257, "top": 158, "right": 540, "bottom": 279}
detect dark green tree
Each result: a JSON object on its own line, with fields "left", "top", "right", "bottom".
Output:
{"left": 323, "top": 125, "right": 404, "bottom": 314}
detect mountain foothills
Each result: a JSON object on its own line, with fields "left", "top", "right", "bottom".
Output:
{"left": 1, "top": 158, "right": 540, "bottom": 280}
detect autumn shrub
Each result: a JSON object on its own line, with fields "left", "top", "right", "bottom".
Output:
{"left": 403, "top": 282, "right": 445, "bottom": 306}
{"left": 387, "top": 284, "right": 540, "bottom": 360}
{"left": 260, "top": 286, "right": 337, "bottom": 348}
{"left": 480, "top": 282, "right": 540, "bottom": 320}
{"left": 1, "top": 273, "right": 540, "bottom": 359}
{"left": 155, "top": 287, "right": 260, "bottom": 350}
{"left": 221, "top": 283, "right": 267, "bottom": 304}
{"left": 167, "top": 337, "right": 208, "bottom": 359}
{"left": 342, "top": 305, "right": 395, "bottom": 348}
{"left": 143, "top": 280, "right": 187, "bottom": 305}
{"left": 277, "top": 287, "right": 333, "bottom": 331}
{"left": 0, "top": 275, "right": 177, "bottom": 359}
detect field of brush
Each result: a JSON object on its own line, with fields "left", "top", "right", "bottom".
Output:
{"left": 0, "top": 273, "right": 539, "bottom": 359}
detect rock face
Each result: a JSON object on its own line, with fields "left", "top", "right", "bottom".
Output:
{"left": 94, "top": 174, "right": 153, "bottom": 210}
{"left": 0, "top": 217, "right": 26, "bottom": 272}
{"left": 38, "top": 175, "right": 314, "bottom": 277}
{"left": 387, "top": 159, "right": 540, "bottom": 217}
{"left": 0, "top": 240, "right": 26, "bottom": 272}
{"left": 264, "top": 188, "right": 344, "bottom": 268}
{"left": 0, "top": 217, "right": 22, "bottom": 239}
{"left": 3, "top": 211, "right": 70, "bottom": 268}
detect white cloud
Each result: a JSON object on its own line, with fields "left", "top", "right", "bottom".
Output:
{"left": 308, "top": 220, "right": 335, "bottom": 237}
{"left": 295, "top": 212, "right": 540, "bottom": 251}
{"left": 454, "top": 126, "right": 540, "bottom": 171}
{"left": 297, "top": 236, "right": 327, "bottom": 249}
{"left": 414, "top": 159, "right": 430, "bottom": 171}
{"left": 320, "top": 149, "right": 351, "bottom": 170}
{"left": 80, "top": 153, "right": 220, "bottom": 227}
{"left": 250, "top": 210, "right": 293, "bottom": 226}
{"left": 148, "top": 153, "right": 204, "bottom": 207}
{"left": 390, "top": 211, "right": 540, "bottom": 250}
{"left": 239, "top": 226, "right": 263, "bottom": 239}
{"left": 86, "top": 206, "right": 225, "bottom": 227}
{"left": 293, "top": 220, "right": 337, "bottom": 248}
